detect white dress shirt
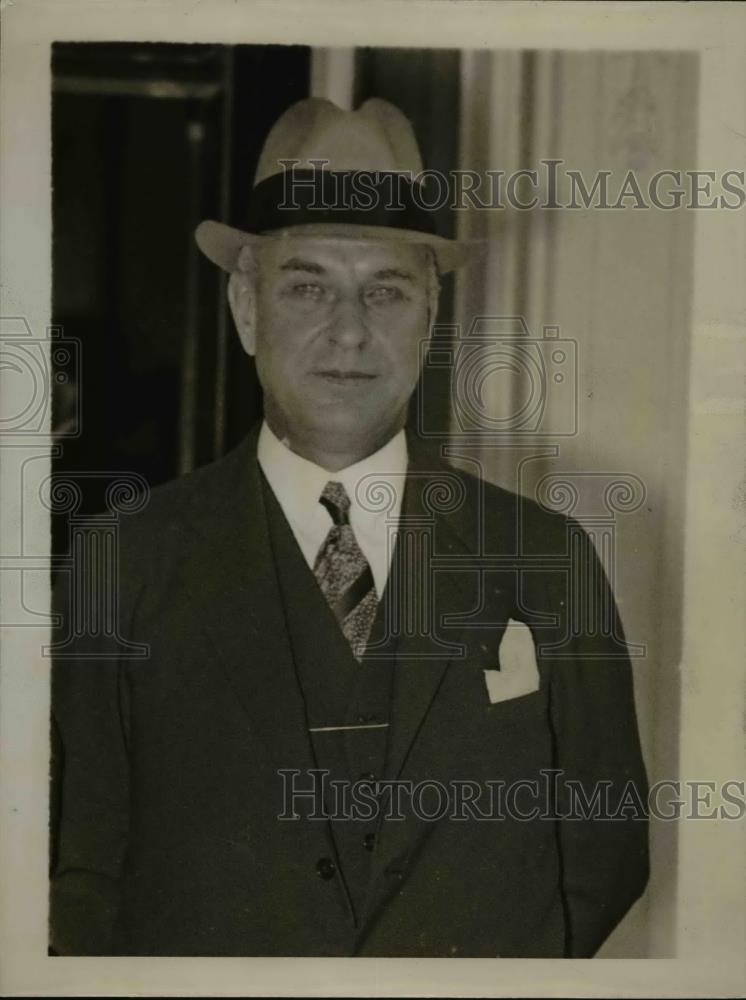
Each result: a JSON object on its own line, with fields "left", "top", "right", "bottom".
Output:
{"left": 257, "top": 421, "right": 407, "bottom": 597}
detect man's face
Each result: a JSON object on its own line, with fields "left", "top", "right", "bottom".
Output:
{"left": 233, "top": 236, "right": 435, "bottom": 461}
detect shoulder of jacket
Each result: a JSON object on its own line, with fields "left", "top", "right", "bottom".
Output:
{"left": 117, "top": 438, "right": 252, "bottom": 548}
{"left": 448, "top": 458, "right": 566, "bottom": 520}
{"left": 435, "top": 457, "right": 574, "bottom": 557}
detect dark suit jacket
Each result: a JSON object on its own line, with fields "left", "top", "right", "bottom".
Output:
{"left": 50, "top": 426, "right": 649, "bottom": 957}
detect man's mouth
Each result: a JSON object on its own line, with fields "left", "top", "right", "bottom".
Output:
{"left": 313, "top": 369, "right": 378, "bottom": 383}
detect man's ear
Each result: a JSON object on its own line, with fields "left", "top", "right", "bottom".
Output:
{"left": 227, "top": 246, "right": 257, "bottom": 356}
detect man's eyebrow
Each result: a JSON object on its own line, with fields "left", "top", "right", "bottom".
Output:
{"left": 275, "top": 260, "right": 417, "bottom": 281}
{"left": 372, "top": 268, "right": 416, "bottom": 282}
{"left": 277, "top": 257, "right": 326, "bottom": 275}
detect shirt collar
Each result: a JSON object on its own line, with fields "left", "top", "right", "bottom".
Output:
{"left": 257, "top": 420, "right": 408, "bottom": 529}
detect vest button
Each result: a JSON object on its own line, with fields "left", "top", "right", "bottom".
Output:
{"left": 359, "top": 772, "right": 376, "bottom": 783}
{"left": 363, "top": 833, "right": 376, "bottom": 852}
{"left": 356, "top": 713, "right": 377, "bottom": 724}
{"left": 316, "top": 857, "right": 336, "bottom": 880}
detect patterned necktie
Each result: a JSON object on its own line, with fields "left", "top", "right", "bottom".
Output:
{"left": 314, "top": 481, "right": 379, "bottom": 661}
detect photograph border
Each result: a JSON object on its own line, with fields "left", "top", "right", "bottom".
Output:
{"left": 1, "top": 1, "right": 744, "bottom": 996}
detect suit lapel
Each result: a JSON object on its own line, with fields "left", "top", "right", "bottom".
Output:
{"left": 356, "top": 438, "right": 483, "bottom": 942}
{"left": 186, "top": 428, "right": 318, "bottom": 775}
{"left": 378, "top": 438, "right": 476, "bottom": 784}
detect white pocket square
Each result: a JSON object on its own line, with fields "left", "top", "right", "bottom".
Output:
{"left": 484, "top": 619, "right": 540, "bottom": 704}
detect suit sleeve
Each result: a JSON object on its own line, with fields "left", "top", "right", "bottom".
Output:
{"left": 49, "top": 561, "right": 132, "bottom": 956}
{"left": 545, "top": 518, "right": 649, "bottom": 957}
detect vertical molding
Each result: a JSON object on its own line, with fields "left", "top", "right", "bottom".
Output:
{"left": 452, "top": 50, "right": 528, "bottom": 489}
{"left": 675, "top": 40, "right": 746, "bottom": 961}
{"left": 512, "top": 51, "right": 536, "bottom": 324}
{"left": 487, "top": 50, "right": 522, "bottom": 325}
{"left": 454, "top": 49, "right": 493, "bottom": 335}
{"left": 178, "top": 115, "right": 205, "bottom": 475}
{"left": 310, "top": 48, "right": 355, "bottom": 108}
{"left": 646, "top": 53, "right": 699, "bottom": 960}
{"left": 212, "top": 46, "right": 235, "bottom": 459}
{"left": 541, "top": 51, "right": 563, "bottom": 328}
{"left": 515, "top": 48, "right": 564, "bottom": 501}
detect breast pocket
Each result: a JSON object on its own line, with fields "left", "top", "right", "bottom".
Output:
{"left": 484, "top": 618, "right": 540, "bottom": 702}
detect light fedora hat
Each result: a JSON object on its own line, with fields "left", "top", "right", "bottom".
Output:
{"left": 195, "top": 97, "right": 476, "bottom": 274}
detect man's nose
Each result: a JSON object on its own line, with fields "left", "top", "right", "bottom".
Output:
{"left": 327, "top": 296, "right": 370, "bottom": 349}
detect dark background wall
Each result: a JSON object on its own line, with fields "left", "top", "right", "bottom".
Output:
{"left": 51, "top": 42, "right": 461, "bottom": 539}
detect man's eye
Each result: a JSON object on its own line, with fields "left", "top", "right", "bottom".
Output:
{"left": 290, "top": 282, "right": 325, "bottom": 300}
{"left": 365, "top": 285, "right": 406, "bottom": 303}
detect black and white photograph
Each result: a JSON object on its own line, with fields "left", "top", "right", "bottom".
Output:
{"left": 0, "top": 1, "right": 744, "bottom": 996}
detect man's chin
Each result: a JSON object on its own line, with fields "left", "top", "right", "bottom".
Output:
{"left": 300, "top": 406, "right": 401, "bottom": 451}
{"left": 309, "top": 409, "right": 379, "bottom": 439}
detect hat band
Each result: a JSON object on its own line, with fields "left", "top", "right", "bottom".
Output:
{"left": 246, "top": 169, "right": 442, "bottom": 238}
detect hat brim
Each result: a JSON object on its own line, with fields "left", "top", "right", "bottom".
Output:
{"left": 195, "top": 220, "right": 482, "bottom": 275}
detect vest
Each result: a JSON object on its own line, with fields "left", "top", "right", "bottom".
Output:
{"left": 262, "top": 475, "right": 398, "bottom": 925}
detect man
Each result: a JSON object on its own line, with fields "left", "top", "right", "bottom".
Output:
{"left": 50, "top": 97, "right": 648, "bottom": 957}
